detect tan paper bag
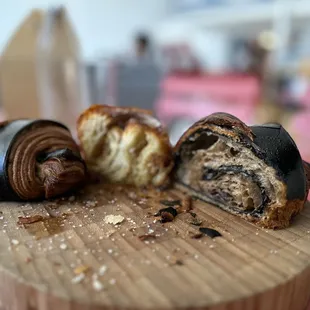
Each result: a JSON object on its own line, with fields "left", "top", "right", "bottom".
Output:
{"left": 0, "top": 10, "right": 44, "bottom": 119}
{"left": 0, "top": 7, "right": 88, "bottom": 130}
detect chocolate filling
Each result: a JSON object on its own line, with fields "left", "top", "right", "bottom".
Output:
{"left": 202, "top": 165, "right": 270, "bottom": 216}
{"left": 176, "top": 131, "right": 285, "bottom": 218}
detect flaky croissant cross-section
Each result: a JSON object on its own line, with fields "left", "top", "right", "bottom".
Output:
{"left": 174, "top": 113, "right": 310, "bottom": 229}
{"left": 78, "top": 105, "right": 173, "bottom": 187}
{"left": 0, "top": 120, "right": 86, "bottom": 201}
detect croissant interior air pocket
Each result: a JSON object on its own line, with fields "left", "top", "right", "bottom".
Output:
{"left": 176, "top": 131, "right": 275, "bottom": 217}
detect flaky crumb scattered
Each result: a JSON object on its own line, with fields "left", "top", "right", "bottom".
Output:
{"left": 98, "top": 265, "right": 108, "bottom": 276}
{"left": 60, "top": 243, "right": 68, "bottom": 250}
{"left": 104, "top": 215, "right": 125, "bottom": 225}
{"left": 11, "top": 239, "right": 19, "bottom": 245}
{"left": 74, "top": 265, "right": 90, "bottom": 275}
{"left": 93, "top": 279, "right": 104, "bottom": 291}
{"left": 71, "top": 273, "right": 85, "bottom": 284}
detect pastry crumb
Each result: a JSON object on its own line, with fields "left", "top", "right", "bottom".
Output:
{"left": 104, "top": 215, "right": 125, "bottom": 225}
{"left": 71, "top": 273, "right": 85, "bottom": 284}
{"left": 98, "top": 265, "right": 108, "bottom": 276}
{"left": 109, "top": 278, "right": 116, "bottom": 285}
{"left": 74, "top": 265, "right": 90, "bottom": 275}
{"left": 60, "top": 243, "right": 68, "bottom": 250}
{"left": 93, "top": 279, "right": 104, "bottom": 291}
{"left": 17, "top": 215, "right": 44, "bottom": 225}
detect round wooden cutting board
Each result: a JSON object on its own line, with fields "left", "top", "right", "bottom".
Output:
{"left": 0, "top": 183, "right": 310, "bottom": 310}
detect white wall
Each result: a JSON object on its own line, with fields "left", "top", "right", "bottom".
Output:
{"left": 0, "top": 0, "right": 168, "bottom": 60}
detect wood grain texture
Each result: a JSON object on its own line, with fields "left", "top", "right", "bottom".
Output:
{"left": 0, "top": 183, "right": 309, "bottom": 310}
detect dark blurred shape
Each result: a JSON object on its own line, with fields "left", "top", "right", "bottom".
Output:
{"left": 246, "top": 40, "right": 269, "bottom": 80}
{"left": 135, "top": 33, "right": 150, "bottom": 58}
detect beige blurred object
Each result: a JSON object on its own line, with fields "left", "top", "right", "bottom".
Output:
{"left": 298, "top": 58, "right": 310, "bottom": 78}
{"left": 254, "top": 100, "right": 283, "bottom": 124}
{"left": 0, "top": 10, "right": 44, "bottom": 119}
{"left": 0, "top": 7, "right": 88, "bottom": 133}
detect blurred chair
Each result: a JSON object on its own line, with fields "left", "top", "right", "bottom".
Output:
{"left": 116, "top": 60, "right": 162, "bottom": 111}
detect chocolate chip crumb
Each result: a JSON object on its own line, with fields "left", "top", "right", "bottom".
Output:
{"left": 155, "top": 207, "right": 178, "bottom": 223}
{"left": 175, "top": 259, "right": 184, "bottom": 265}
{"left": 171, "top": 258, "right": 184, "bottom": 266}
{"left": 199, "top": 227, "right": 222, "bottom": 238}
{"left": 160, "top": 211, "right": 175, "bottom": 223}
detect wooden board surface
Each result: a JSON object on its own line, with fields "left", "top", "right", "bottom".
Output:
{"left": 0, "top": 183, "right": 310, "bottom": 310}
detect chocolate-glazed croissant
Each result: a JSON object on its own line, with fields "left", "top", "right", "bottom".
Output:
{"left": 174, "top": 113, "right": 309, "bottom": 229}
{"left": 0, "top": 120, "right": 86, "bottom": 201}
{"left": 77, "top": 105, "right": 173, "bottom": 187}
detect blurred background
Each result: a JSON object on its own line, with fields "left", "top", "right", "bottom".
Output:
{"left": 0, "top": 0, "right": 310, "bottom": 160}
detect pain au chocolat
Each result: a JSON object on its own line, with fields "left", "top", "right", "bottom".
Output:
{"left": 0, "top": 120, "right": 85, "bottom": 201}
{"left": 77, "top": 105, "right": 173, "bottom": 187}
{"left": 174, "top": 113, "right": 309, "bottom": 229}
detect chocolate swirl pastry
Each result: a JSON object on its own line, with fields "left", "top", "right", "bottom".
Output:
{"left": 0, "top": 120, "right": 86, "bottom": 201}
{"left": 77, "top": 105, "right": 173, "bottom": 187}
{"left": 174, "top": 113, "right": 309, "bottom": 228}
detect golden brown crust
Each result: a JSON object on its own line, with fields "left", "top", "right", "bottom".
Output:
{"left": 77, "top": 104, "right": 173, "bottom": 187}
{"left": 174, "top": 112, "right": 254, "bottom": 154}
{"left": 257, "top": 199, "right": 304, "bottom": 229}
{"left": 78, "top": 104, "right": 161, "bottom": 132}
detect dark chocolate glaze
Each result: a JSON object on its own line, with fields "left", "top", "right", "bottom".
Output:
{"left": 250, "top": 124, "right": 306, "bottom": 201}
{"left": 199, "top": 227, "right": 222, "bottom": 238}
{"left": 0, "top": 120, "right": 68, "bottom": 201}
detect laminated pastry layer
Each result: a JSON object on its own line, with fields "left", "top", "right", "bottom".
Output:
{"left": 0, "top": 120, "right": 85, "bottom": 201}
{"left": 176, "top": 131, "right": 287, "bottom": 218}
{"left": 174, "top": 113, "right": 308, "bottom": 228}
{"left": 77, "top": 105, "right": 174, "bottom": 187}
